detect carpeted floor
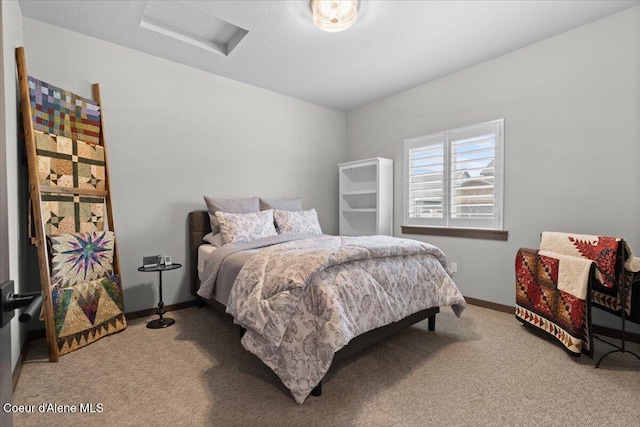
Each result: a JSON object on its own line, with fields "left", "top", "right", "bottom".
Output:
{"left": 12, "top": 304, "right": 640, "bottom": 426}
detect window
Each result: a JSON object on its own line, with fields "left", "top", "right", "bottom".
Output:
{"left": 404, "top": 119, "right": 504, "bottom": 230}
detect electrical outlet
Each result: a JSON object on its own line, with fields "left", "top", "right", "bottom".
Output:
{"left": 451, "top": 262, "right": 458, "bottom": 273}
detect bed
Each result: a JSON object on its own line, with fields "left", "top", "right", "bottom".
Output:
{"left": 188, "top": 209, "right": 466, "bottom": 403}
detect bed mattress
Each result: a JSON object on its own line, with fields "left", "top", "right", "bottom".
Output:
{"left": 197, "top": 244, "right": 217, "bottom": 283}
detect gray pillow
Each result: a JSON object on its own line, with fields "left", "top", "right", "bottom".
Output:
{"left": 259, "top": 197, "right": 303, "bottom": 211}
{"left": 203, "top": 196, "right": 260, "bottom": 234}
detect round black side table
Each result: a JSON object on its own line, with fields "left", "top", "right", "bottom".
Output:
{"left": 137, "top": 263, "right": 182, "bottom": 329}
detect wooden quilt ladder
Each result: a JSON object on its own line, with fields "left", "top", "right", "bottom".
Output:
{"left": 16, "top": 47, "right": 125, "bottom": 362}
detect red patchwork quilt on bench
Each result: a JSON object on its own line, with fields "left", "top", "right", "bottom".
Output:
{"left": 515, "top": 232, "right": 640, "bottom": 357}
{"left": 515, "top": 247, "right": 595, "bottom": 357}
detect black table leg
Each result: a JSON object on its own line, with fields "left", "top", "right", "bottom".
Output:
{"left": 147, "top": 269, "right": 175, "bottom": 329}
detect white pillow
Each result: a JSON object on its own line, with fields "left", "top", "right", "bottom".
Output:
{"left": 203, "top": 232, "right": 224, "bottom": 247}
{"left": 274, "top": 209, "right": 322, "bottom": 235}
{"left": 216, "top": 210, "right": 278, "bottom": 244}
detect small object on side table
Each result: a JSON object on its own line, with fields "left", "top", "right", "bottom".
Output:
{"left": 137, "top": 263, "right": 182, "bottom": 329}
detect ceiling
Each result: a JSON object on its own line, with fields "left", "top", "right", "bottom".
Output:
{"left": 18, "top": 0, "right": 640, "bottom": 112}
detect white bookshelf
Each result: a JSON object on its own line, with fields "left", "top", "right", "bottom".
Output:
{"left": 338, "top": 157, "right": 393, "bottom": 236}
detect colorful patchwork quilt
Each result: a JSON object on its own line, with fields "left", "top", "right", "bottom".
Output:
{"left": 35, "top": 131, "right": 106, "bottom": 191}
{"left": 515, "top": 248, "right": 594, "bottom": 357}
{"left": 48, "top": 231, "right": 115, "bottom": 288}
{"left": 48, "top": 231, "right": 126, "bottom": 355}
{"left": 52, "top": 276, "right": 126, "bottom": 356}
{"left": 28, "top": 76, "right": 101, "bottom": 145}
{"left": 540, "top": 232, "right": 640, "bottom": 323}
{"left": 539, "top": 232, "right": 619, "bottom": 289}
{"left": 26, "top": 76, "right": 124, "bottom": 357}
{"left": 41, "top": 194, "right": 104, "bottom": 235}
{"left": 516, "top": 232, "right": 640, "bottom": 357}
{"left": 34, "top": 129, "right": 106, "bottom": 235}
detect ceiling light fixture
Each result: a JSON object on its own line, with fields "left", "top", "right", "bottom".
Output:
{"left": 311, "top": 0, "right": 359, "bottom": 33}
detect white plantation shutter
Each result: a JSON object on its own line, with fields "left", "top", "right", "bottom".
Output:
{"left": 405, "top": 133, "right": 447, "bottom": 226}
{"left": 404, "top": 119, "right": 504, "bottom": 229}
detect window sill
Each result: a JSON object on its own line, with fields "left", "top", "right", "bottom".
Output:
{"left": 400, "top": 226, "right": 508, "bottom": 241}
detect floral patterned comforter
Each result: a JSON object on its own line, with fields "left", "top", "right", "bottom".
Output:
{"left": 222, "top": 235, "right": 466, "bottom": 403}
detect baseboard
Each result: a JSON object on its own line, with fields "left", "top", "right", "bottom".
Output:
{"left": 12, "top": 341, "right": 26, "bottom": 392}
{"left": 13, "top": 329, "right": 45, "bottom": 392}
{"left": 464, "top": 296, "right": 515, "bottom": 314}
{"left": 592, "top": 324, "right": 640, "bottom": 345}
{"left": 125, "top": 299, "right": 197, "bottom": 320}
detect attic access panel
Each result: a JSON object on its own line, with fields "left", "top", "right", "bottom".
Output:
{"left": 140, "top": 0, "right": 248, "bottom": 56}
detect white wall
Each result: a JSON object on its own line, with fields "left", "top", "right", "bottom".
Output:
{"left": 1, "top": 0, "right": 25, "bottom": 371}
{"left": 23, "top": 18, "right": 346, "bottom": 312}
{"left": 346, "top": 7, "right": 640, "bottom": 330}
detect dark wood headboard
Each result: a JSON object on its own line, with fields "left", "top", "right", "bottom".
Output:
{"left": 188, "top": 210, "right": 211, "bottom": 296}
